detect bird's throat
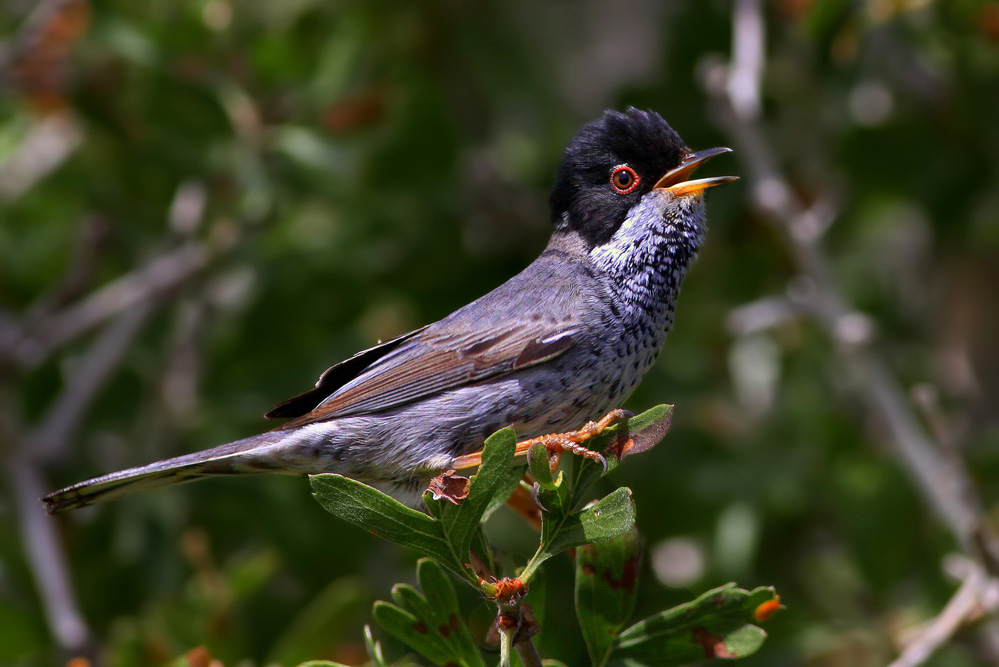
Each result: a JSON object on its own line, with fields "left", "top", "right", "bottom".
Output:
{"left": 588, "top": 194, "right": 705, "bottom": 329}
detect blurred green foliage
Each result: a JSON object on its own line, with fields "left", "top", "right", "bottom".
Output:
{"left": 2, "top": 0, "right": 999, "bottom": 665}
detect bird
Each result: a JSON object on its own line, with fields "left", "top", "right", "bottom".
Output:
{"left": 42, "top": 108, "right": 736, "bottom": 514}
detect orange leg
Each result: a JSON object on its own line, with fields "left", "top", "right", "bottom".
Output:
{"left": 452, "top": 409, "right": 631, "bottom": 472}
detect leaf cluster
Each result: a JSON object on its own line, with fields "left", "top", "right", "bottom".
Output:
{"left": 309, "top": 406, "right": 778, "bottom": 666}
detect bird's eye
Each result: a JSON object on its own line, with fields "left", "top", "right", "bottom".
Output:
{"left": 610, "top": 165, "right": 640, "bottom": 194}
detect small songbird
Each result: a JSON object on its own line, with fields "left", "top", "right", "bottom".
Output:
{"left": 43, "top": 108, "right": 736, "bottom": 514}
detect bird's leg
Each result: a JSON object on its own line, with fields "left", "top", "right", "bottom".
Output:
{"left": 451, "top": 409, "right": 631, "bottom": 473}
{"left": 516, "top": 408, "right": 631, "bottom": 472}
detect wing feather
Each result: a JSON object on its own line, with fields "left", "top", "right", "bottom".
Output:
{"left": 271, "top": 320, "right": 579, "bottom": 430}
{"left": 268, "top": 251, "right": 594, "bottom": 431}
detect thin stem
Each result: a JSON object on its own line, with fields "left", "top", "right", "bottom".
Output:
{"left": 519, "top": 547, "right": 548, "bottom": 585}
{"left": 9, "top": 454, "right": 90, "bottom": 651}
{"left": 514, "top": 636, "right": 544, "bottom": 667}
{"left": 887, "top": 563, "right": 989, "bottom": 667}
{"left": 498, "top": 621, "right": 515, "bottom": 667}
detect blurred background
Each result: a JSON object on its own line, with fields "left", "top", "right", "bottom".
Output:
{"left": 2, "top": 0, "right": 999, "bottom": 665}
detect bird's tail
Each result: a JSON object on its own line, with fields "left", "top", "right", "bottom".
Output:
{"left": 41, "top": 432, "right": 298, "bottom": 514}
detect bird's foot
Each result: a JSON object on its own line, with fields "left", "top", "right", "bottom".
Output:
{"left": 516, "top": 408, "right": 631, "bottom": 472}
{"left": 451, "top": 409, "right": 631, "bottom": 473}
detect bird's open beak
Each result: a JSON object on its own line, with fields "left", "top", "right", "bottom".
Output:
{"left": 653, "top": 147, "right": 739, "bottom": 198}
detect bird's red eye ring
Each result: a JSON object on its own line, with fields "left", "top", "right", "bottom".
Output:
{"left": 610, "top": 165, "right": 640, "bottom": 194}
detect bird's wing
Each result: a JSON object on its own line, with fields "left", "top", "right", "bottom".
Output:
{"left": 264, "top": 326, "right": 430, "bottom": 419}
{"left": 268, "top": 316, "right": 579, "bottom": 431}
{"left": 266, "top": 249, "right": 595, "bottom": 431}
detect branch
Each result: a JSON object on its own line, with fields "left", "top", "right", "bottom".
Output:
{"left": 0, "top": 112, "right": 84, "bottom": 202}
{"left": 30, "top": 300, "right": 155, "bottom": 463}
{"left": 26, "top": 216, "right": 112, "bottom": 321}
{"left": 13, "top": 242, "right": 209, "bottom": 367}
{"left": 514, "top": 637, "right": 544, "bottom": 667}
{"left": 889, "top": 560, "right": 998, "bottom": 667}
{"left": 726, "top": 294, "right": 801, "bottom": 336}
{"left": 8, "top": 454, "right": 90, "bottom": 652}
{"left": 705, "top": 0, "right": 995, "bottom": 561}
{"left": 726, "top": 0, "right": 765, "bottom": 118}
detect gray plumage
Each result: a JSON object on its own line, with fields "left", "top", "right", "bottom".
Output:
{"left": 43, "top": 108, "right": 732, "bottom": 513}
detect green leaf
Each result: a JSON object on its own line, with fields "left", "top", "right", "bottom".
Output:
{"left": 373, "top": 560, "right": 485, "bottom": 667}
{"left": 417, "top": 559, "right": 485, "bottom": 667}
{"left": 522, "top": 487, "right": 635, "bottom": 582}
{"left": 373, "top": 601, "right": 455, "bottom": 667}
{"left": 528, "top": 441, "right": 559, "bottom": 491}
{"left": 562, "top": 405, "right": 674, "bottom": 504}
{"left": 615, "top": 404, "right": 674, "bottom": 457}
{"left": 439, "top": 427, "right": 517, "bottom": 561}
{"left": 310, "top": 474, "right": 464, "bottom": 576}
{"left": 576, "top": 529, "right": 642, "bottom": 666}
{"left": 364, "top": 625, "right": 389, "bottom": 667}
{"left": 480, "top": 464, "right": 527, "bottom": 522}
{"left": 546, "top": 487, "right": 635, "bottom": 556}
{"left": 607, "top": 584, "right": 777, "bottom": 666}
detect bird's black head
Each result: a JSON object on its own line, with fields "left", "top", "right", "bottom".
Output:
{"left": 550, "top": 108, "right": 687, "bottom": 247}
{"left": 550, "top": 108, "right": 735, "bottom": 251}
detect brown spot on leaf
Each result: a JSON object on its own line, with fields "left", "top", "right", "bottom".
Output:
{"left": 582, "top": 563, "right": 596, "bottom": 575}
{"left": 712, "top": 593, "right": 726, "bottom": 608}
{"left": 692, "top": 628, "right": 736, "bottom": 659}
{"left": 602, "top": 553, "right": 639, "bottom": 592}
{"left": 438, "top": 623, "right": 451, "bottom": 638}
{"left": 414, "top": 621, "right": 428, "bottom": 635}
{"left": 450, "top": 613, "right": 460, "bottom": 630}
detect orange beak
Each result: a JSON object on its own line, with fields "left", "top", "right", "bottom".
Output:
{"left": 653, "top": 147, "right": 738, "bottom": 198}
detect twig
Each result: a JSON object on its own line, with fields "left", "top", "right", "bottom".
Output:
{"left": 168, "top": 180, "right": 207, "bottom": 236}
{"left": 725, "top": 294, "right": 801, "bottom": 336}
{"left": 12, "top": 300, "right": 160, "bottom": 654}
{"left": 0, "top": 112, "right": 84, "bottom": 202}
{"left": 159, "top": 298, "right": 208, "bottom": 420}
{"left": 26, "top": 216, "right": 112, "bottom": 322}
{"left": 514, "top": 637, "right": 544, "bottom": 667}
{"left": 14, "top": 242, "right": 209, "bottom": 367}
{"left": 705, "top": 0, "right": 995, "bottom": 562}
{"left": 726, "top": 0, "right": 764, "bottom": 118}
{"left": 709, "top": 2, "right": 999, "bottom": 661}
{"left": 30, "top": 300, "right": 155, "bottom": 462}
{"left": 888, "top": 562, "right": 991, "bottom": 667}
{"left": 8, "top": 453, "right": 90, "bottom": 652}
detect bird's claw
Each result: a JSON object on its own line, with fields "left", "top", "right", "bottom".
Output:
{"left": 513, "top": 408, "right": 629, "bottom": 473}
{"left": 451, "top": 409, "right": 629, "bottom": 475}
{"left": 551, "top": 439, "right": 608, "bottom": 473}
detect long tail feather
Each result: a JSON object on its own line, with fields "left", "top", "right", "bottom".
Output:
{"left": 42, "top": 432, "right": 294, "bottom": 514}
